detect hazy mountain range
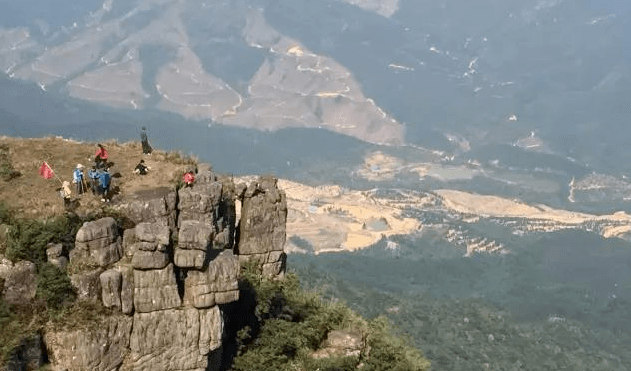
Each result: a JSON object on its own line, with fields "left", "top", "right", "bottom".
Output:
{"left": 1, "top": 1, "right": 631, "bottom": 369}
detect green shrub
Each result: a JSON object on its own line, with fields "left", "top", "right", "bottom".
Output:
{"left": 36, "top": 263, "right": 76, "bottom": 310}
{"left": 0, "top": 201, "right": 12, "bottom": 225}
{"left": 5, "top": 213, "right": 83, "bottom": 266}
{"left": 229, "top": 263, "right": 430, "bottom": 371}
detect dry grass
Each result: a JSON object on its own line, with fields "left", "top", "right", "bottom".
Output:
{"left": 0, "top": 136, "right": 198, "bottom": 219}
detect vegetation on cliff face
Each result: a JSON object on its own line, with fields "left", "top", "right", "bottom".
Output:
{"left": 227, "top": 262, "right": 430, "bottom": 371}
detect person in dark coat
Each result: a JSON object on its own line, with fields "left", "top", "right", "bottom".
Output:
{"left": 140, "top": 127, "right": 152, "bottom": 155}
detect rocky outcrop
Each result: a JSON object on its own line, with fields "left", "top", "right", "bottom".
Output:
{"left": 41, "top": 173, "right": 286, "bottom": 371}
{"left": 237, "top": 176, "right": 287, "bottom": 277}
{"left": 44, "top": 316, "right": 133, "bottom": 371}
{"left": 71, "top": 217, "right": 122, "bottom": 268}
{"left": 70, "top": 268, "right": 103, "bottom": 300}
{"left": 133, "top": 263, "right": 181, "bottom": 313}
{"left": 2, "top": 260, "right": 37, "bottom": 304}
{"left": 131, "top": 223, "right": 171, "bottom": 270}
{"left": 100, "top": 269, "right": 122, "bottom": 309}
{"left": 47, "top": 243, "right": 68, "bottom": 271}
{"left": 115, "top": 187, "right": 178, "bottom": 231}
{"left": 312, "top": 329, "right": 365, "bottom": 359}
{"left": 129, "top": 307, "right": 223, "bottom": 371}
{"left": 175, "top": 220, "right": 215, "bottom": 269}
{"left": 184, "top": 250, "right": 239, "bottom": 308}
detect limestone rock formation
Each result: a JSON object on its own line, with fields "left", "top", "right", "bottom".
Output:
{"left": 46, "top": 243, "right": 68, "bottom": 271}
{"left": 238, "top": 176, "right": 287, "bottom": 276}
{"left": 129, "top": 307, "right": 223, "bottom": 371}
{"left": 312, "top": 329, "right": 365, "bottom": 359}
{"left": 133, "top": 263, "right": 181, "bottom": 313}
{"left": 118, "top": 264, "right": 135, "bottom": 315}
{"left": 178, "top": 182, "right": 223, "bottom": 227}
{"left": 70, "top": 268, "right": 103, "bottom": 300}
{"left": 100, "top": 269, "right": 122, "bottom": 309}
{"left": 184, "top": 250, "right": 240, "bottom": 308}
{"left": 2, "top": 260, "right": 37, "bottom": 304}
{"left": 44, "top": 316, "right": 132, "bottom": 371}
{"left": 126, "top": 222, "right": 171, "bottom": 269}
{"left": 72, "top": 217, "right": 123, "bottom": 268}
{"left": 115, "top": 187, "right": 178, "bottom": 231}
{"left": 12, "top": 171, "right": 288, "bottom": 371}
{"left": 175, "top": 220, "right": 215, "bottom": 269}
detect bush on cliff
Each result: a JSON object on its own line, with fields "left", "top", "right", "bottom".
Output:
{"left": 4, "top": 213, "right": 82, "bottom": 267}
{"left": 37, "top": 263, "right": 76, "bottom": 310}
{"left": 229, "top": 263, "right": 430, "bottom": 371}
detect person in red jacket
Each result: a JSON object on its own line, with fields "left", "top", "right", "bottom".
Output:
{"left": 95, "top": 143, "right": 109, "bottom": 161}
{"left": 183, "top": 171, "right": 195, "bottom": 187}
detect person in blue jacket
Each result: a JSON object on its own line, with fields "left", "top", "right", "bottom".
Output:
{"left": 72, "top": 164, "right": 85, "bottom": 195}
{"left": 88, "top": 166, "right": 99, "bottom": 195}
{"left": 98, "top": 168, "right": 112, "bottom": 202}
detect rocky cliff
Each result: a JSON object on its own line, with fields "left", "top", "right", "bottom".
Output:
{"left": 2, "top": 170, "right": 287, "bottom": 371}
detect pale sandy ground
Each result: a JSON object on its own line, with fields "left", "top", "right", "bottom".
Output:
{"left": 236, "top": 174, "right": 631, "bottom": 255}
{"left": 436, "top": 189, "right": 631, "bottom": 239}
{"left": 237, "top": 176, "right": 427, "bottom": 254}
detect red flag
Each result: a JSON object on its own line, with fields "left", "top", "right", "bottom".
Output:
{"left": 38, "top": 162, "right": 54, "bottom": 179}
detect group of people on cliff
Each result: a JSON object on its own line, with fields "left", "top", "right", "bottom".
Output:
{"left": 52, "top": 126, "right": 196, "bottom": 209}
{"left": 65, "top": 143, "right": 113, "bottom": 203}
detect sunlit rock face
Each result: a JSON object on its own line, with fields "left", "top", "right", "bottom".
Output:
{"left": 42, "top": 171, "right": 286, "bottom": 371}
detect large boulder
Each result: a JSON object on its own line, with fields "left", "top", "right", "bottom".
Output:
{"left": 47, "top": 243, "right": 68, "bottom": 271}
{"left": 135, "top": 222, "right": 170, "bottom": 250}
{"left": 174, "top": 220, "right": 215, "bottom": 269}
{"left": 177, "top": 182, "right": 223, "bottom": 226}
{"left": 238, "top": 176, "right": 287, "bottom": 277}
{"left": 311, "top": 329, "right": 365, "bottom": 359}
{"left": 129, "top": 307, "right": 223, "bottom": 371}
{"left": 127, "top": 223, "right": 171, "bottom": 270}
{"left": 72, "top": 217, "right": 122, "bottom": 268}
{"left": 184, "top": 250, "right": 239, "bottom": 308}
{"left": 2, "top": 260, "right": 37, "bottom": 304}
{"left": 133, "top": 264, "right": 181, "bottom": 313}
{"left": 44, "top": 316, "right": 132, "bottom": 371}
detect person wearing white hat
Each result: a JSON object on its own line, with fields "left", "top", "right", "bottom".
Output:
{"left": 73, "top": 164, "right": 85, "bottom": 195}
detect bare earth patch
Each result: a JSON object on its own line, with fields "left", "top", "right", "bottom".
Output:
{"left": 236, "top": 176, "right": 426, "bottom": 254}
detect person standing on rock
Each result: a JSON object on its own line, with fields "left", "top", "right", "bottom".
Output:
{"left": 72, "top": 164, "right": 85, "bottom": 195}
{"left": 140, "top": 126, "right": 152, "bottom": 155}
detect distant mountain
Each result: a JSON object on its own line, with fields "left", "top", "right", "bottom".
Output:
{"left": 1, "top": 0, "right": 629, "bottom": 163}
